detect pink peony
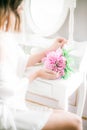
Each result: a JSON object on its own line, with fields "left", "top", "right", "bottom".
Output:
{"left": 42, "top": 48, "right": 66, "bottom": 78}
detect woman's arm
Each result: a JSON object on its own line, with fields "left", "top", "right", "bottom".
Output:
{"left": 26, "top": 38, "right": 67, "bottom": 67}
{"left": 29, "top": 69, "right": 59, "bottom": 83}
{"left": 26, "top": 49, "right": 47, "bottom": 67}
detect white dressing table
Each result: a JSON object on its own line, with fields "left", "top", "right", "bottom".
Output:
{"left": 25, "top": 65, "right": 82, "bottom": 110}
{"left": 23, "top": 0, "right": 87, "bottom": 117}
{"left": 22, "top": 40, "right": 87, "bottom": 117}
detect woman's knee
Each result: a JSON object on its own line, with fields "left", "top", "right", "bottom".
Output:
{"left": 55, "top": 111, "right": 83, "bottom": 130}
{"left": 42, "top": 110, "right": 83, "bottom": 130}
{"left": 72, "top": 115, "right": 82, "bottom": 130}
{"left": 64, "top": 114, "right": 83, "bottom": 130}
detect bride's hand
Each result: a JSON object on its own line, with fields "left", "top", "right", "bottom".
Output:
{"left": 29, "top": 69, "right": 59, "bottom": 83}
{"left": 48, "top": 38, "right": 67, "bottom": 52}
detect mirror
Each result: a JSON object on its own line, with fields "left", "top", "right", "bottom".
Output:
{"left": 24, "top": 0, "right": 69, "bottom": 36}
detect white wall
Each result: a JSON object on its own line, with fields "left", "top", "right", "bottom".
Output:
{"left": 56, "top": 0, "right": 87, "bottom": 42}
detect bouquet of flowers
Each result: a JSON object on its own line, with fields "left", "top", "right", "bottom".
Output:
{"left": 42, "top": 48, "right": 73, "bottom": 79}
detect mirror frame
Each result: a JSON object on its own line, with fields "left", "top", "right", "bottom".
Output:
{"left": 24, "top": 0, "right": 70, "bottom": 37}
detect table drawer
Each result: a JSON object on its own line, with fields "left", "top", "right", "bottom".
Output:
{"left": 28, "top": 80, "right": 53, "bottom": 98}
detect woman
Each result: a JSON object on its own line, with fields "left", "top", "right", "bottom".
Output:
{"left": 0, "top": 0, "right": 82, "bottom": 130}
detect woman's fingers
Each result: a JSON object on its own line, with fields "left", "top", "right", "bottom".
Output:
{"left": 57, "top": 38, "right": 67, "bottom": 48}
{"left": 44, "top": 69, "right": 60, "bottom": 79}
{"left": 47, "top": 73, "right": 57, "bottom": 80}
{"left": 57, "top": 38, "right": 67, "bottom": 43}
{"left": 45, "top": 69, "right": 56, "bottom": 74}
{"left": 44, "top": 72, "right": 57, "bottom": 80}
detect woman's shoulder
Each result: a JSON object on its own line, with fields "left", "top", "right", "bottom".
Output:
{"left": 0, "top": 32, "right": 7, "bottom": 48}
{"left": 0, "top": 31, "right": 14, "bottom": 37}
{"left": 0, "top": 31, "right": 10, "bottom": 39}
{"left": 0, "top": 31, "right": 16, "bottom": 45}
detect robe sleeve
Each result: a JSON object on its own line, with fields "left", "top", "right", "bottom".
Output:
{"left": 0, "top": 36, "right": 29, "bottom": 100}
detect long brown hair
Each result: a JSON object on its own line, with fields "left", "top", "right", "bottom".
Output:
{"left": 0, "top": 0, "right": 23, "bottom": 31}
